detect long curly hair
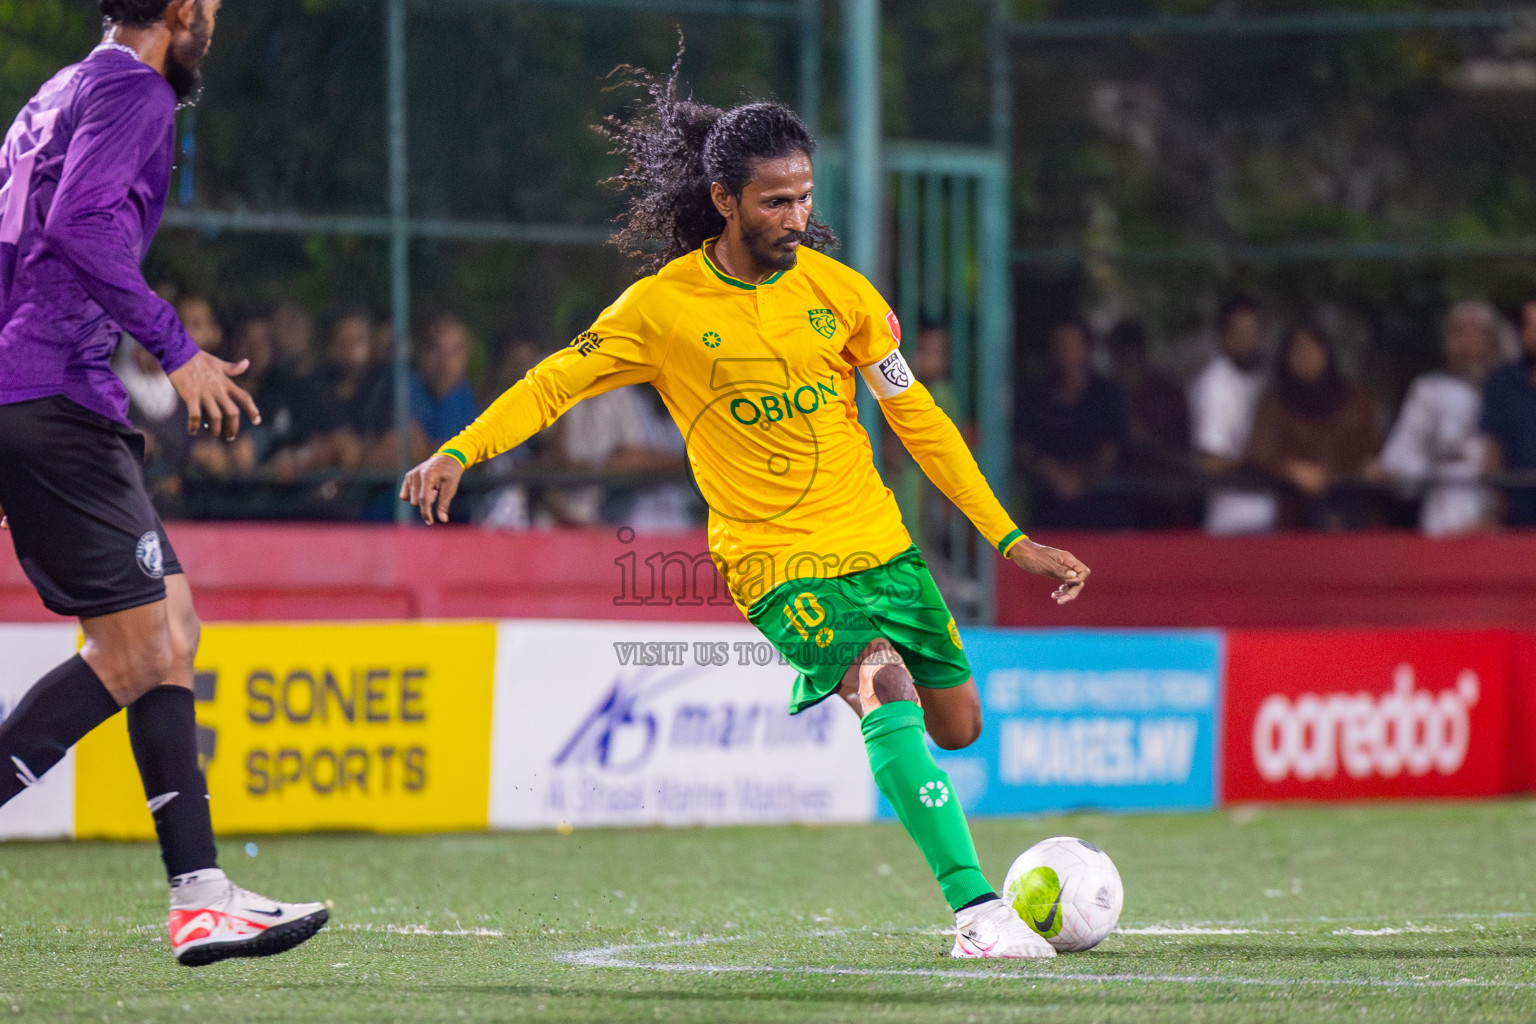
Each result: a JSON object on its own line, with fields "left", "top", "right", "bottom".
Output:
{"left": 100, "top": 0, "right": 174, "bottom": 27}
{"left": 600, "top": 48, "right": 837, "bottom": 275}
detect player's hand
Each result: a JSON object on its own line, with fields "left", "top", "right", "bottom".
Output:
{"left": 1009, "top": 537, "right": 1090, "bottom": 605}
{"left": 400, "top": 453, "right": 465, "bottom": 525}
{"left": 169, "top": 350, "right": 262, "bottom": 441}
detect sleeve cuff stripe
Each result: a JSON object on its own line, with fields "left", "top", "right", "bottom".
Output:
{"left": 997, "top": 529, "right": 1025, "bottom": 556}
{"left": 439, "top": 448, "right": 468, "bottom": 467}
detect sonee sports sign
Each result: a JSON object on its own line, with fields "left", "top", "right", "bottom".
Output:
{"left": 72, "top": 623, "right": 496, "bottom": 838}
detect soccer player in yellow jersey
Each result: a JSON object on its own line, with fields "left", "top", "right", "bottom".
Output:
{"left": 402, "top": 65, "right": 1091, "bottom": 959}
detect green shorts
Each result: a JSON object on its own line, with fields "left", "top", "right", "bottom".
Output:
{"left": 747, "top": 545, "right": 973, "bottom": 715}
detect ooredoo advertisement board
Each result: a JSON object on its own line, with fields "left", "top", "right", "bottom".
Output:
{"left": 1222, "top": 630, "right": 1510, "bottom": 802}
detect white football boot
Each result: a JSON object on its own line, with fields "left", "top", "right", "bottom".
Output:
{"left": 950, "top": 897, "right": 1057, "bottom": 959}
{"left": 168, "top": 870, "right": 329, "bottom": 967}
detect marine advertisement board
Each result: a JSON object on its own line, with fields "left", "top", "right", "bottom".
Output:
{"left": 1222, "top": 630, "right": 1510, "bottom": 802}
{"left": 487, "top": 620, "right": 875, "bottom": 829}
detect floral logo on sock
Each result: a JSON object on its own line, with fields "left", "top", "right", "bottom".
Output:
{"left": 918, "top": 780, "right": 949, "bottom": 808}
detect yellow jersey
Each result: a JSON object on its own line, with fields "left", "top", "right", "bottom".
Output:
{"left": 441, "top": 243, "right": 1025, "bottom": 613}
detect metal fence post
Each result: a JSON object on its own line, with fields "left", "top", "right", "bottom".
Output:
{"left": 978, "top": 0, "right": 1015, "bottom": 623}
{"left": 388, "top": 0, "right": 414, "bottom": 525}
{"left": 843, "top": 0, "right": 883, "bottom": 468}
{"left": 799, "top": 0, "right": 822, "bottom": 138}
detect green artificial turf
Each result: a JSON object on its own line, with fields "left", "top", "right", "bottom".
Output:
{"left": 4, "top": 801, "right": 1536, "bottom": 1022}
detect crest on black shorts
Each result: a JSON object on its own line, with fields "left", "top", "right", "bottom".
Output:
{"left": 808, "top": 309, "right": 837, "bottom": 339}
{"left": 136, "top": 531, "right": 164, "bottom": 579}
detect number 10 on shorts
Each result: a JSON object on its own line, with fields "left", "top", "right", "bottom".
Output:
{"left": 782, "top": 593, "right": 828, "bottom": 640}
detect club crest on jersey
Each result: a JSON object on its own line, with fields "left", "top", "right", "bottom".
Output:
{"left": 808, "top": 309, "right": 837, "bottom": 339}
{"left": 136, "top": 531, "right": 164, "bottom": 579}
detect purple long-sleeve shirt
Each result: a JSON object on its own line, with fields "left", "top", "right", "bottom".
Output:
{"left": 0, "top": 45, "right": 197, "bottom": 427}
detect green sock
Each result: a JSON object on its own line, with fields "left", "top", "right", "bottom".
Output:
{"left": 862, "top": 700, "right": 994, "bottom": 912}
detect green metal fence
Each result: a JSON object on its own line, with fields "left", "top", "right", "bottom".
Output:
{"left": 156, "top": 0, "right": 1022, "bottom": 623}
{"left": 164, "top": 0, "right": 825, "bottom": 525}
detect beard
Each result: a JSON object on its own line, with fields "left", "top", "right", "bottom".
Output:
{"left": 741, "top": 216, "right": 805, "bottom": 274}
{"left": 165, "top": 5, "right": 211, "bottom": 107}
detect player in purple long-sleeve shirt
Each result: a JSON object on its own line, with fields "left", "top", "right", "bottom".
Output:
{"left": 0, "top": 0, "right": 328, "bottom": 967}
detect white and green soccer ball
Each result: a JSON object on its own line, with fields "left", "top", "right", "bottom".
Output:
{"left": 1003, "top": 836, "right": 1124, "bottom": 952}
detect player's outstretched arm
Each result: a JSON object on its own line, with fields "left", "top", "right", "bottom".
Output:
{"left": 1009, "top": 538, "right": 1091, "bottom": 605}
{"left": 400, "top": 453, "right": 465, "bottom": 525}
{"left": 168, "top": 351, "right": 262, "bottom": 441}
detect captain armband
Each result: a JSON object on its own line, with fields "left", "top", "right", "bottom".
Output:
{"left": 857, "top": 349, "right": 915, "bottom": 401}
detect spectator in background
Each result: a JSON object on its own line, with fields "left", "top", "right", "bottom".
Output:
{"left": 314, "top": 307, "right": 406, "bottom": 470}
{"left": 1016, "top": 316, "right": 1130, "bottom": 529}
{"left": 253, "top": 306, "right": 330, "bottom": 481}
{"left": 1380, "top": 300, "right": 1503, "bottom": 536}
{"left": 1246, "top": 321, "right": 1382, "bottom": 531}
{"left": 1107, "top": 320, "right": 1189, "bottom": 460}
{"left": 372, "top": 316, "right": 397, "bottom": 368}
{"left": 1189, "top": 296, "right": 1276, "bottom": 534}
{"left": 167, "top": 295, "right": 256, "bottom": 481}
{"left": 915, "top": 322, "right": 958, "bottom": 416}
{"left": 113, "top": 338, "right": 191, "bottom": 504}
{"left": 230, "top": 314, "right": 277, "bottom": 388}
{"left": 475, "top": 335, "right": 553, "bottom": 530}
{"left": 1107, "top": 320, "right": 1195, "bottom": 529}
{"left": 548, "top": 385, "right": 695, "bottom": 531}
{"left": 175, "top": 294, "right": 223, "bottom": 355}
{"left": 1481, "top": 298, "right": 1536, "bottom": 526}
{"left": 272, "top": 301, "right": 319, "bottom": 377}
{"left": 485, "top": 334, "right": 545, "bottom": 407}
{"left": 410, "top": 314, "right": 478, "bottom": 447}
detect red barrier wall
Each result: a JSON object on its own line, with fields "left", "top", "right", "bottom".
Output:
{"left": 0, "top": 525, "right": 739, "bottom": 624}
{"left": 9, "top": 526, "right": 1536, "bottom": 629}
{"left": 997, "top": 532, "right": 1536, "bottom": 629}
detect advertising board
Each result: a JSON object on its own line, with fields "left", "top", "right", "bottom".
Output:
{"left": 488, "top": 621, "right": 875, "bottom": 829}
{"left": 1223, "top": 630, "right": 1510, "bottom": 802}
{"left": 0, "top": 624, "right": 81, "bottom": 839}
{"left": 907, "top": 629, "right": 1224, "bottom": 817}
{"left": 74, "top": 622, "right": 497, "bottom": 838}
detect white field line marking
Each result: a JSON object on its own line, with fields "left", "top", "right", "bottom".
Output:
{"left": 21, "top": 922, "right": 508, "bottom": 940}
{"left": 1117, "top": 926, "right": 1259, "bottom": 936}
{"left": 1331, "top": 926, "right": 1453, "bottom": 937}
{"left": 338, "top": 924, "right": 504, "bottom": 937}
{"left": 1170, "top": 910, "right": 1536, "bottom": 927}
{"left": 557, "top": 929, "right": 1536, "bottom": 991}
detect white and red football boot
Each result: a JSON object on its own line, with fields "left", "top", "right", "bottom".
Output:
{"left": 168, "top": 870, "right": 329, "bottom": 967}
{"left": 950, "top": 897, "right": 1056, "bottom": 959}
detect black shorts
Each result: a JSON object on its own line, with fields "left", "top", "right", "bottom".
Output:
{"left": 0, "top": 396, "right": 182, "bottom": 618}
